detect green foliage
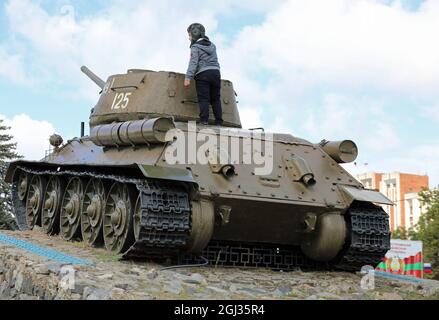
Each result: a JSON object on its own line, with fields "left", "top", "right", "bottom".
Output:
{"left": 0, "top": 119, "right": 21, "bottom": 230}
{"left": 392, "top": 226, "right": 408, "bottom": 240}
{"left": 392, "top": 226, "right": 418, "bottom": 240}
{"left": 410, "top": 188, "right": 439, "bottom": 279}
{"left": 388, "top": 188, "right": 439, "bottom": 279}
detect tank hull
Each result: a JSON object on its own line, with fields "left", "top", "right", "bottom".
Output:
{"left": 5, "top": 68, "right": 393, "bottom": 271}
{"left": 6, "top": 122, "right": 392, "bottom": 270}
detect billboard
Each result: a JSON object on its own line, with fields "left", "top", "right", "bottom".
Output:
{"left": 376, "top": 239, "right": 423, "bottom": 278}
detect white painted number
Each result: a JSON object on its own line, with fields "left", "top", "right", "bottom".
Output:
{"left": 111, "top": 92, "right": 132, "bottom": 110}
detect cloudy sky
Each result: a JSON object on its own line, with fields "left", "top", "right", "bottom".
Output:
{"left": 0, "top": 0, "right": 438, "bottom": 186}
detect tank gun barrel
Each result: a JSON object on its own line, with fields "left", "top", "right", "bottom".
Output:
{"left": 81, "top": 66, "right": 105, "bottom": 89}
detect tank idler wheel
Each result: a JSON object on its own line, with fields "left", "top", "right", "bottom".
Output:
{"left": 301, "top": 213, "right": 347, "bottom": 262}
{"left": 25, "top": 175, "right": 46, "bottom": 229}
{"left": 17, "top": 171, "right": 29, "bottom": 201}
{"left": 81, "top": 178, "right": 107, "bottom": 246}
{"left": 42, "top": 176, "right": 65, "bottom": 235}
{"left": 103, "top": 182, "right": 136, "bottom": 253}
{"left": 185, "top": 200, "right": 215, "bottom": 253}
{"left": 60, "top": 177, "right": 85, "bottom": 240}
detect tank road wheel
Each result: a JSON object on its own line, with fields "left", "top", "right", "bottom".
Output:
{"left": 60, "top": 177, "right": 85, "bottom": 240}
{"left": 103, "top": 182, "right": 136, "bottom": 253}
{"left": 81, "top": 178, "right": 107, "bottom": 246}
{"left": 25, "top": 175, "right": 46, "bottom": 229}
{"left": 42, "top": 176, "right": 65, "bottom": 235}
{"left": 17, "top": 171, "right": 29, "bottom": 201}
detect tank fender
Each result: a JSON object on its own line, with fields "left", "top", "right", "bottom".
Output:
{"left": 137, "top": 164, "right": 197, "bottom": 185}
{"left": 5, "top": 161, "right": 198, "bottom": 187}
{"left": 338, "top": 184, "right": 394, "bottom": 206}
{"left": 5, "top": 162, "right": 15, "bottom": 183}
{"left": 5, "top": 161, "right": 26, "bottom": 183}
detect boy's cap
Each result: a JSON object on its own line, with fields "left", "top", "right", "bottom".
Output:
{"left": 187, "top": 23, "right": 205, "bottom": 40}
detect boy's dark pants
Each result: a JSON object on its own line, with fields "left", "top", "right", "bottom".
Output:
{"left": 194, "top": 69, "right": 223, "bottom": 124}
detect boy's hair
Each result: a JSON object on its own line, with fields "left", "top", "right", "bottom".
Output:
{"left": 187, "top": 23, "right": 205, "bottom": 42}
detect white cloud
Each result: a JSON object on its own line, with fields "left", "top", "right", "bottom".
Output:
{"left": 424, "top": 105, "right": 439, "bottom": 124}
{"left": 301, "top": 94, "right": 354, "bottom": 139}
{"left": 296, "top": 93, "right": 400, "bottom": 148}
{"left": 0, "top": 46, "right": 28, "bottom": 85}
{"left": 3, "top": 0, "right": 278, "bottom": 99}
{"left": 239, "top": 106, "right": 264, "bottom": 129}
{"left": 6, "top": 0, "right": 439, "bottom": 100}
{"left": 225, "top": 0, "right": 439, "bottom": 98}
{"left": 217, "top": 0, "right": 439, "bottom": 148}
{"left": 363, "top": 121, "right": 401, "bottom": 151}
{"left": 266, "top": 116, "right": 293, "bottom": 135}
{"left": 3, "top": 0, "right": 218, "bottom": 98}
{"left": 0, "top": 114, "right": 56, "bottom": 160}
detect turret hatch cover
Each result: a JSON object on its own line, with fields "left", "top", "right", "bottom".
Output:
{"left": 110, "top": 73, "right": 146, "bottom": 91}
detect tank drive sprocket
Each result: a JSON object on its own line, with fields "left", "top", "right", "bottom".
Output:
{"left": 335, "top": 203, "right": 391, "bottom": 271}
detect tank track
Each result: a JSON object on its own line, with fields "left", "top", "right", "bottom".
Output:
{"left": 12, "top": 166, "right": 389, "bottom": 272}
{"left": 13, "top": 166, "right": 191, "bottom": 259}
{"left": 122, "top": 181, "right": 191, "bottom": 260}
{"left": 11, "top": 182, "right": 28, "bottom": 231}
{"left": 334, "top": 204, "right": 391, "bottom": 271}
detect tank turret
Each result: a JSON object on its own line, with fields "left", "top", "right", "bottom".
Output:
{"left": 82, "top": 66, "right": 241, "bottom": 128}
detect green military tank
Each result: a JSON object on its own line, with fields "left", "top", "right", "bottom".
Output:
{"left": 6, "top": 66, "right": 392, "bottom": 270}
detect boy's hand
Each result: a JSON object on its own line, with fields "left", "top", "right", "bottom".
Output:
{"left": 184, "top": 79, "right": 190, "bottom": 87}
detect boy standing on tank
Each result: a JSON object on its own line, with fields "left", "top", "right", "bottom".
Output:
{"left": 184, "top": 23, "right": 223, "bottom": 126}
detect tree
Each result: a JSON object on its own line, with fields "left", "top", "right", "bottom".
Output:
{"left": 0, "top": 119, "right": 21, "bottom": 230}
{"left": 411, "top": 188, "right": 439, "bottom": 280}
{"left": 392, "top": 226, "right": 408, "bottom": 240}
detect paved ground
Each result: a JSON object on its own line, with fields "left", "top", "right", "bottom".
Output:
{"left": 1, "top": 229, "right": 439, "bottom": 300}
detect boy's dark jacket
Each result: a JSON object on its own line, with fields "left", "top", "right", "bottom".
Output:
{"left": 185, "top": 38, "right": 220, "bottom": 80}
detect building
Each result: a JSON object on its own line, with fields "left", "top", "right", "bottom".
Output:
{"left": 404, "top": 192, "right": 425, "bottom": 229}
{"left": 354, "top": 172, "right": 429, "bottom": 232}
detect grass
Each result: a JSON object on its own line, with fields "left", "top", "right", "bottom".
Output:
{"left": 95, "top": 251, "right": 123, "bottom": 262}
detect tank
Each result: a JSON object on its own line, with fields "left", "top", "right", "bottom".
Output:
{"left": 5, "top": 66, "right": 393, "bottom": 271}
